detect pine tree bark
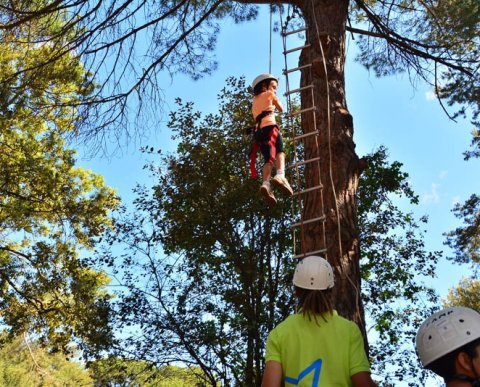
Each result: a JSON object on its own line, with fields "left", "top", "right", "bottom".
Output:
{"left": 235, "top": 0, "right": 367, "bottom": 343}
{"left": 297, "top": 0, "right": 366, "bottom": 336}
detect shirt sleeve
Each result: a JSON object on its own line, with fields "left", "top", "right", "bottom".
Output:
{"left": 349, "top": 322, "right": 372, "bottom": 376}
{"left": 265, "top": 329, "right": 282, "bottom": 363}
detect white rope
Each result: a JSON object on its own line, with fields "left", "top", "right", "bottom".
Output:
{"left": 310, "top": 0, "right": 362, "bottom": 323}
{"left": 269, "top": 4, "right": 273, "bottom": 73}
{"left": 280, "top": 7, "right": 307, "bottom": 259}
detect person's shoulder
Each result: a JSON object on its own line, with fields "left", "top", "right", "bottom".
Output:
{"left": 272, "top": 314, "right": 299, "bottom": 331}
{"left": 330, "top": 310, "right": 359, "bottom": 328}
{"left": 267, "top": 316, "right": 290, "bottom": 341}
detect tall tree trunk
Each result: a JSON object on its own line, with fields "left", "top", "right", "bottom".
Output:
{"left": 297, "top": 0, "right": 367, "bottom": 337}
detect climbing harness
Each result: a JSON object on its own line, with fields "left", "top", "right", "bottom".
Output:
{"left": 249, "top": 117, "right": 279, "bottom": 179}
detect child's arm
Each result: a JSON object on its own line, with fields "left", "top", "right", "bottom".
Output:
{"left": 272, "top": 94, "right": 284, "bottom": 113}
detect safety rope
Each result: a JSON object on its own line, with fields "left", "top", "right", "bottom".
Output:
{"left": 280, "top": 7, "right": 327, "bottom": 260}
{"left": 279, "top": 8, "right": 306, "bottom": 260}
{"left": 309, "top": 0, "right": 362, "bottom": 324}
{"left": 269, "top": 4, "right": 273, "bottom": 74}
{"left": 279, "top": 4, "right": 362, "bottom": 326}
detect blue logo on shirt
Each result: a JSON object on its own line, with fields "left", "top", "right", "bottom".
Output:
{"left": 284, "top": 359, "right": 323, "bottom": 386}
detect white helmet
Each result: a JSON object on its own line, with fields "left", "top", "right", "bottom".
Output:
{"left": 415, "top": 306, "right": 480, "bottom": 367}
{"left": 252, "top": 73, "right": 278, "bottom": 90}
{"left": 293, "top": 256, "right": 334, "bottom": 290}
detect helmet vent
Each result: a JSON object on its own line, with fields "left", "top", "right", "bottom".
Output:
{"left": 459, "top": 318, "right": 465, "bottom": 323}
{"left": 467, "top": 331, "right": 471, "bottom": 335}
{"left": 428, "top": 335, "right": 432, "bottom": 340}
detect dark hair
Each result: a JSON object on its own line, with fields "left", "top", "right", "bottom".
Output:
{"left": 428, "top": 337, "right": 480, "bottom": 381}
{"left": 253, "top": 78, "right": 275, "bottom": 96}
{"left": 295, "top": 286, "right": 334, "bottom": 325}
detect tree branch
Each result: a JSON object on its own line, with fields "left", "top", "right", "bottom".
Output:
{"left": 352, "top": 0, "right": 474, "bottom": 76}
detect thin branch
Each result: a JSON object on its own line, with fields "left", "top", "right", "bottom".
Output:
{"left": 434, "top": 61, "right": 457, "bottom": 123}
{"left": 23, "top": 332, "right": 50, "bottom": 377}
{"left": 352, "top": 0, "right": 474, "bottom": 76}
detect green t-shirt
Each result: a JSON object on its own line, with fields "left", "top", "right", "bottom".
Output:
{"left": 265, "top": 311, "right": 371, "bottom": 386}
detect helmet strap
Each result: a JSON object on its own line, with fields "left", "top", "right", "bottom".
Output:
{"left": 450, "top": 374, "right": 480, "bottom": 386}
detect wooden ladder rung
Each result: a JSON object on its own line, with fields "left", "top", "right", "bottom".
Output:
{"left": 283, "top": 44, "right": 310, "bottom": 55}
{"left": 285, "top": 84, "right": 314, "bottom": 96}
{"left": 292, "top": 130, "right": 319, "bottom": 142}
{"left": 291, "top": 215, "right": 326, "bottom": 228}
{"left": 283, "top": 64, "right": 312, "bottom": 75}
{"left": 293, "top": 184, "right": 323, "bottom": 197}
{"left": 287, "top": 106, "right": 316, "bottom": 118}
{"left": 293, "top": 248, "right": 328, "bottom": 259}
{"left": 282, "top": 27, "right": 307, "bottom": 37}
{"left": 290, "top": 157, "right": 321, "bottom": 168}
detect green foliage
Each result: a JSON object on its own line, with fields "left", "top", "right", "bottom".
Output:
{"left": 352, "top": 0, "right": 479, "bottom": 138}
{"left": 0, "top": 333, "right": 92, "bottom": 387}
{"left": 95, "top": 76, "right": 293, "bottom": 386}
{"left": 444, "top": 277, "right": 480, "bottom": 311}
{"left": 0, "top": 15, "right": 119, "bottom": 355}
{"left": 89, "top": 358, "right": 209, "bottom": 387}
{"left": 0, "top": 1, "right": 261, "bottom": 142}
{"left": 445, "top": 194, "right": 480, "bottom": 266}
{"left": 444, "top": 194, "right": 479, "bottom": 311}
{"left": 1, "top": 1, "right": 477, "bottom": 153}
{"left": 358, "top": 146, "right": 440, "bottom": 385}
{"left": 95, "top": 78, "right": 440, "bottom": 386}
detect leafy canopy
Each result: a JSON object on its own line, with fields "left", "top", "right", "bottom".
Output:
{"left": 444, "top": 278, "right": 480, "bottom": 311}
{"left": 89, "top": 358, "right": 209, "bottom": 387}
{"left": 94, "top": 76, "right": 294, "bottom": 386}
{"left": 0, "top": 11, "right": 119, "bottom": 355}
{"left": 0, "top": 333, "right": 92, "bottom": 387}
{"left": 443, "top": 194, "right": 480, "bottom": 310}
{"left": 0, "top": 1, "right": 477, "bottom": 152}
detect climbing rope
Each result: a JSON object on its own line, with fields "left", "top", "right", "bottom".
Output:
{"left": 279, "top": 5, "right": 362, "bottom": 327}
{"left": 269, "top": 4, "right": 273, "bottom": 73}
{"left": 309, "top": 0, "right": 363, "bottom": 324}
{"left": 280, "top": 7, "right": 327, "bottom": 260}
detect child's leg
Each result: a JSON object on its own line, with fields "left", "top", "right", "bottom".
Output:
{"left": 260, "top": 161, "right": 277, "bottom": 207}
{"left": 272, "top": 152, "right": 293, "bottom": 196}
{"left": 263, "top": 161, "right": 273, "bottom": 182}
{"left": 257, "top": 126, "right": 277, "bottom": 206}
{"left": 275, "top": 152, "right": 286, "bottom": 176}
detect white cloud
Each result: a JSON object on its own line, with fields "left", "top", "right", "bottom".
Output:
{"left": 439, "top": 170, "right": 448, "bottom": 179}
{"left": 425, "top": 90, "right": 436, "bottom": 101}
{"left": 451, "top": 196, "right": 461, "bottom": 206}
{"left": 423, "top": 183, "right": 440, "bottom": 204}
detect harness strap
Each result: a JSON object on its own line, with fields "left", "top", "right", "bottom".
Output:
{"left": 268, "top": 126, "right": 279, "bottom": 163}
{"left": 451, "top": 374, "right": 480, "bottom": 387}
{"left": 250, "top": 142, "right": 260, "bottom": 179}
{"left": 255, "top": 110, "right": 273, "bottom": 131}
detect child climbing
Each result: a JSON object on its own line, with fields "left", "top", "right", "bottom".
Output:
{"left": 250, "top": 73, "right": 293, "bottom": 207}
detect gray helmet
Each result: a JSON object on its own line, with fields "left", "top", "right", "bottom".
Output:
{"left": 293, "top": 256, "right": 334, "bottom": 290}
{"left": 252, "top": 73, "right": 278, "bottom": 90}
{"left": 415, "top": 306, "right": 480, "bottom": 367}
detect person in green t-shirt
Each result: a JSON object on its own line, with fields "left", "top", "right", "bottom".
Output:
{"left": 262, "top": 255, "right": 376, "bottom": 387}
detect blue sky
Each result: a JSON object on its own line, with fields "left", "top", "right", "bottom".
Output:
{"left": 79, "top": 7, "right": 479, "bottom": 301}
